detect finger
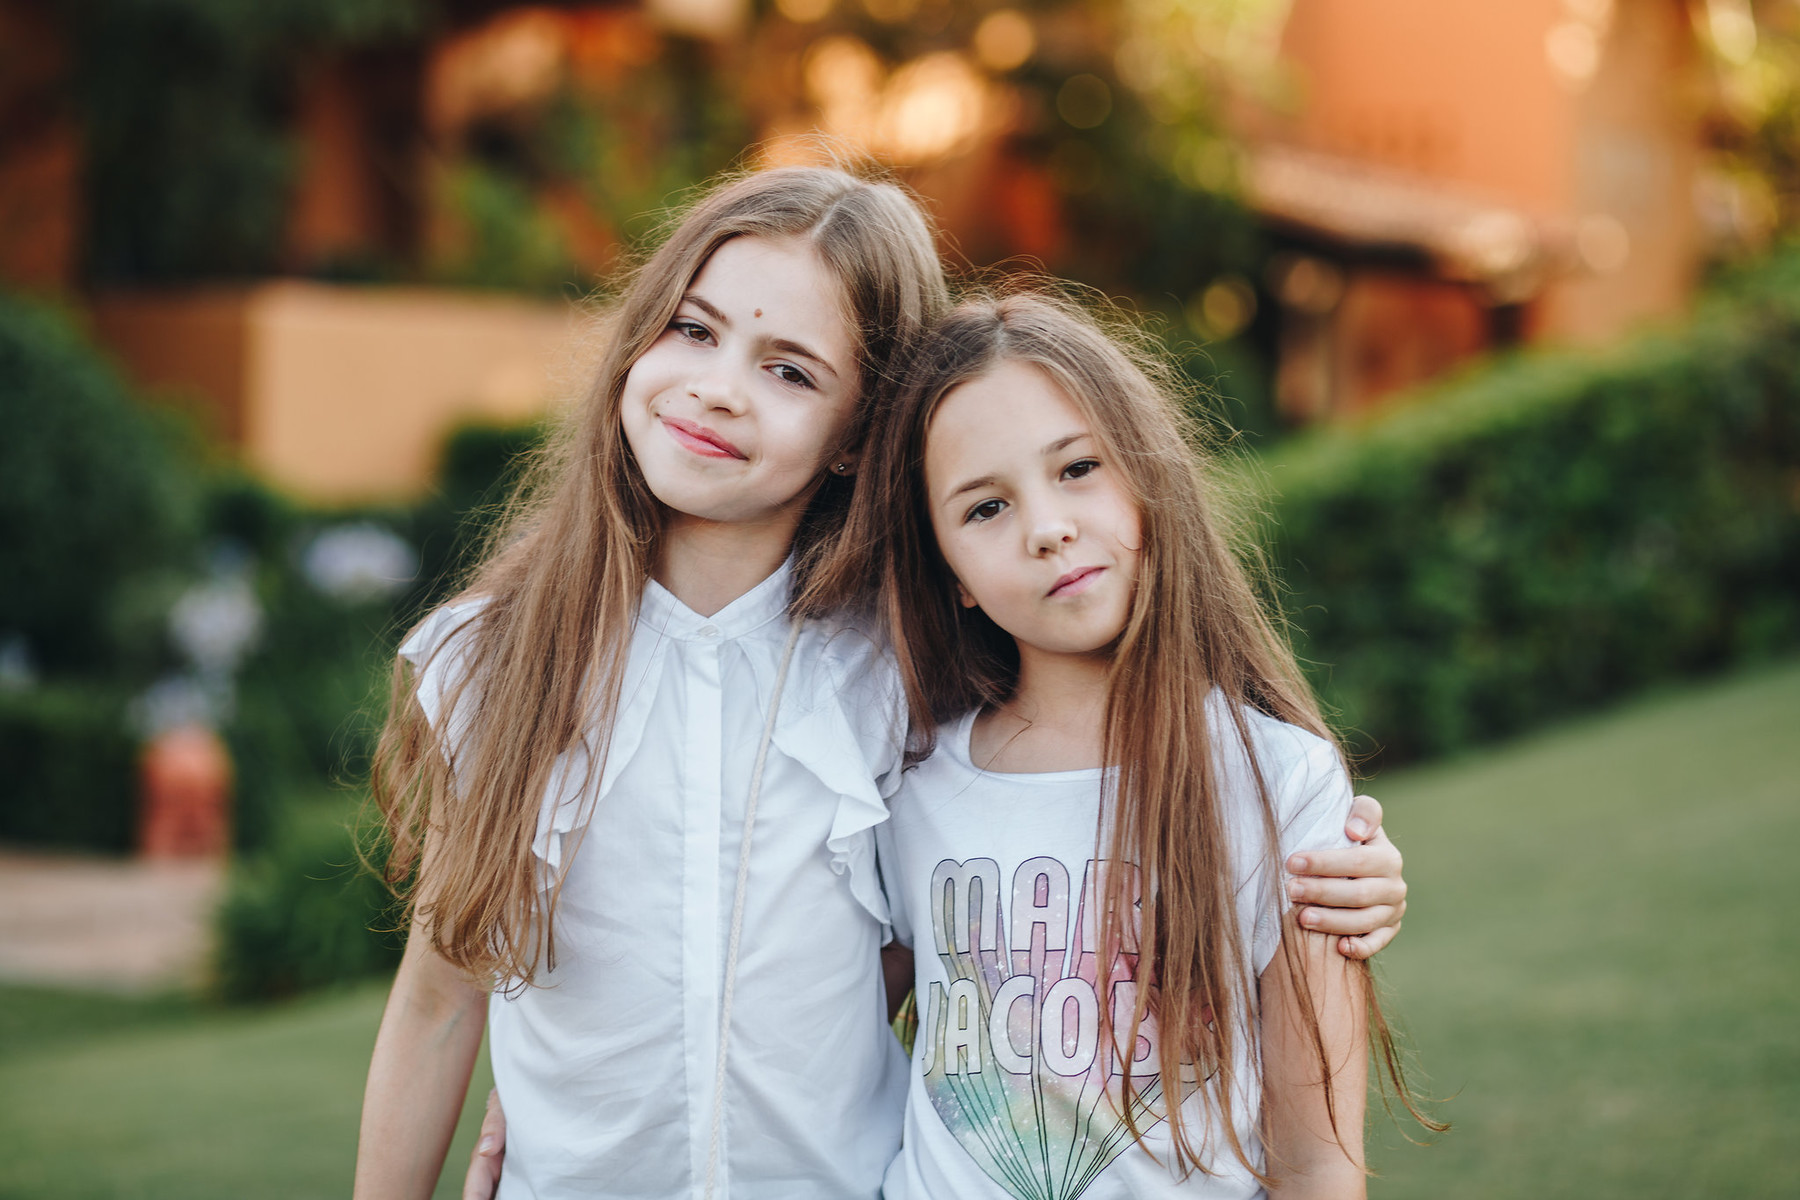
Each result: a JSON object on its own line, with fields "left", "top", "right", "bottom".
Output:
{"left": 1287, "top": 873, "right": 1407, "bottom": 910}
{"left": 1286, "top": 838, "right": 1403, "bottom": 882}
{"left": 1345, "top": 793, "right": 1384, "bottom": 842}
{"left": 1337, "top": 921, "right": 1400, "bottom": 961}
{"left": 481, "top": 1087, "right": 507, "bottom": 1146}
{"left": 462, "top": 1090, "right": 506, "bottom": 1200}
{"left": 462, "top": 1146, "right": 502, "bottom": 1200}
{"left": 1294, "top": 903, "right": 1400, "bottom": 937}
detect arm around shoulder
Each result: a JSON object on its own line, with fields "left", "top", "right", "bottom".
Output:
{"left": 1260, "top": 914, "right": 1368, "bottom": 1200}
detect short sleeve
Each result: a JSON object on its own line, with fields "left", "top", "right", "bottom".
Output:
{"left": 1247, "top": 724, "right": 1355, "bottom": 976}
{"left": 397, "top": 598, "right": 489, "bottom": 759}
{"left": 875, "top": 815, "right": 913, "bottom": 949}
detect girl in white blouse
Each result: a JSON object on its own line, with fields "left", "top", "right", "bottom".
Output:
{"left": 353, "top": 166, "right": 1408, "bottom": 1200}
{"left": 863, "top": 292, "right": 1440, "bottom": 1199}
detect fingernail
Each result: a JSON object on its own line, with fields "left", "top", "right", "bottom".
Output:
{"left": 1286, "top": 880, "right": 1304, "bottom": 901}
{"left": 479, "top": 1136, "right": 496, "bottom": 1155}
{"left": 1300, "top": 909, "right": 1318, "bottom": 928}
{"left": 1348, "top": 819, "right": 1370, "bottom": 840}
{"left": 1287, "top": 854, "right": 1308, "bottom": 872}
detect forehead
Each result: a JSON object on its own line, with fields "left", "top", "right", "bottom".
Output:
{"left": 926, "top": 359, "right": 1088, "bottom": 467}
{"left": 687, "top": 236, "right": 851, "bottom": 344}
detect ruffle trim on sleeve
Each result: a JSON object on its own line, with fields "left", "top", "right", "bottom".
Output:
{"left": 750, "top": 620, "right": 905, "bottom": 932}
{"left": 527, "top": 627, "right": 674, "bottom": 892}
{"left": 398, "top": 598, "right": 489, "bottom": 752}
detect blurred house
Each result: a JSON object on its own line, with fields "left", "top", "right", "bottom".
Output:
{"left": 1247, "top": 0, "right": 1705, "bottom": 417}
{"left": 0, "top": 0, "right": 1723, "bottom": 497}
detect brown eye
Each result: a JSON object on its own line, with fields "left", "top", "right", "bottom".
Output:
{"left": 672, "top": 318, "right": 713, "bottom": 344}
{"left": 1062, "top": 458, "right": 1100, "bottom": 480}
{"left": 965, "top": 498, "right": 1006, "bottom": 524}
{"left": 770, "top": 362, "right": 818, "bottom": 390}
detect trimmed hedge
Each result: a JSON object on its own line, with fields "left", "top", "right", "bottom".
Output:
{"left": 0, "top": 295, "right": 198, "bottom": 676}
{"left": 213, "top": 799, "right": 404, "bottom": 1001}
{"left": 0, "top": 684, "right": 138, "bottom": 851}
{"left": 1257, "top": 252, "right": 1800, "bottom": 765}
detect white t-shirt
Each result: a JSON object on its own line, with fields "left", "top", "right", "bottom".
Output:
{"left": 400, "top": 562, "right": 909, "bottom": 1200}
{"left": 879, "top": 701, "right": 1353, "bottom": 1200}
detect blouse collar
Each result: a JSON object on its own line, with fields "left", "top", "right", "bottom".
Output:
{"left": 638, "top": 557, "right": 793, "bottom": 643}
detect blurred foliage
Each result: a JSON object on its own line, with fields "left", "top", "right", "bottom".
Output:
{"left": 0, "top": 294, "right": 199, "bottom": 677}
{"left": 209, "top": 420, "right": 540, "bottom": 999}
{"left": 0, "top": 682, "right": 138, "bottom": 851}
{"left": 214, "top": 797, "right": 404, "bottom": 1002}
{"left": 63, "top": 0, "right": 427, "bottom": 282}
{"left": 1702, "top": 0, "right": 1800, "bottom": 245}
{"left": 1258, "top": 245, "right": 1800, "bottom": 765}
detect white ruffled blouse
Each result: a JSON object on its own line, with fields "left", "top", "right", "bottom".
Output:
{"left": 400, "top": 561, "right": 909, "bottom": 1200}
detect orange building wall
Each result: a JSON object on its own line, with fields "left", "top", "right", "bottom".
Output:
{"left": 1274, "top": 0, "right": 1702, "bottom": 348}
{"left": 1279, "top": 0, "right": 1574, "bottom": 216}
{"left": 92, "top": 284, "right": 582, "bottom": 502}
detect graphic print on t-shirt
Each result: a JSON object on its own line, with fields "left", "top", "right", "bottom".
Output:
{"left": 918, "top": 855, "right": 1205, "bottom": 1200}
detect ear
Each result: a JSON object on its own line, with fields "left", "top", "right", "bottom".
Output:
{"left": 828, "top": 448, "right": 862, "bottom": 478}
{"left": 956, "top": 580, "right": 978, "bottom": 609}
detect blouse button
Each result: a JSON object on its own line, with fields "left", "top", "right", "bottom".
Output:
{"left": 698, "top": 624, "right": 720, "bottom": 639}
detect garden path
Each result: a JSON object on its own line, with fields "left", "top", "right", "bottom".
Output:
{"left": 0, "top": 849, "right": 221, "bottom": 991}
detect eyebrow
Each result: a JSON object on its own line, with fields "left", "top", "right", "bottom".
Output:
{"left": 680, "top": 292, "right": 841, "bottom": 381}
{"left": 939, "top": 432, "right": 1094, "bottom": 504}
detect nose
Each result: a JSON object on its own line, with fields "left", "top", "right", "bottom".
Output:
{"left": 1026, "top": 503, "right": 1076, "bottom": 557}
{"left": 690, "top": 357, "right": 748, "bottom": 415}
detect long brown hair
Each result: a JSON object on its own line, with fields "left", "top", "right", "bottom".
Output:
{"left": 860, "top": 291, "right": 1415, "bottom": 1178}
{"left": 372, "top": 164, "right": 949, "bottom": 985}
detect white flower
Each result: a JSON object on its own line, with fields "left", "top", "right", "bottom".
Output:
{"left": 169, "top": 575, "right": 264, "bottom": 676}
{"left": 301, "top": 522, "right": 417, "bottom": 603}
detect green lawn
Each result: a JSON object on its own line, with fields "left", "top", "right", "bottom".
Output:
{"left": 0, "top": 983, "right": 493, "bottom": 1200}
{"left": 0, "top": 659, "right": 1795, "bottom": 1198}
{"left": 1364, "top": 658, "right": 1800, "bottom": 1197}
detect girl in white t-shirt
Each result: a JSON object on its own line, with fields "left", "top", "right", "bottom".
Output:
{"left": 863, "top": 292, "right": 1436, "bottom": 1199}
{"left": 354, "top": 165, "right": 1409, "bottom": 1200}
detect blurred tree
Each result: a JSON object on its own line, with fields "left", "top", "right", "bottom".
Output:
{"left": 0, "top": 293, "right": 198, "bottom": 675}
{"left": 62, "top": 0, "right": 428, "bottom": 283}
{"left": 1701, "top": 0, "right": 1800, "bottom": 247}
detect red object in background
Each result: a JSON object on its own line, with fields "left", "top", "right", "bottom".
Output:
{"left": 138, "top": 725, "right": 233, "bottom": 859}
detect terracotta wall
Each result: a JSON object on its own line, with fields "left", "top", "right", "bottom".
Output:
{"left": 92, "top": 283, "right": 584, "bottom": 502}
{"left": 1274, "top": 0, "right": 1701, "bottom": 347}
{"left": 1279, "top": 0, "right": 1574, "bottom": 216}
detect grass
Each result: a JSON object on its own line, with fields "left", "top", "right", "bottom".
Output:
{"left": 0, "top": 659, "right": 1795, "bottom": 1198}
{"left": 0, "top": 983, "right": 493, "bottom": 1200}
{"left": 1364, "top": 657, "right": 1800, "bottom": 1197}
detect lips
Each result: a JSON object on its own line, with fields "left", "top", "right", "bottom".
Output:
{"left": 1047, "top": 566, "right": 1105, "bottom": 598}
{"left": 660, "top": 416, "right": 745, "bottom": 460}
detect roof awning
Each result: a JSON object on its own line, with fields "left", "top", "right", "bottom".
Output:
{"left": 1244, "top": 145, "right": 1570, "bottom": 294}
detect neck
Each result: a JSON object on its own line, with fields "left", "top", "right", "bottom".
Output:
{"left": 654, "top": 510, "right": 798, "bottom": 617}
{"left": 971, "top": 643, "right": 1111, "bottom": 773}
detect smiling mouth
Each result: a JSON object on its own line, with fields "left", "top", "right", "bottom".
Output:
{"left": 661, "top": 416, "right": 745, "bottom": 460}
{"left": 1048, "top": 566, "right": 1104, "bottom": 597}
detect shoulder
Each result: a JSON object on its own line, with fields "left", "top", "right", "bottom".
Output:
{"left": 1211, "top": 694, "right": 1350, "bottom": 835}
{"left": 398, "top": 595, "right": 492, "bottom": 732}
{"left": 790, "top": 609, "right": 904, "bottom": 726}
{"left": 399, "top": 595, "right": 491, "bottom": 668}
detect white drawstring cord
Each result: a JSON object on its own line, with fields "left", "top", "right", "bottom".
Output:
{"left": 701, "top": 617, "right": 802, "bottom": 1200}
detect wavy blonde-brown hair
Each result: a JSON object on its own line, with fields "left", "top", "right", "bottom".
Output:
{"left": 372, "top": 164, "right": 948, "bottom": 985}
{"left": 856, "top": 291, "right": 1419, "bottom": 1180}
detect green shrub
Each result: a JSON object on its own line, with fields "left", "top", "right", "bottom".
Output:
{"left": 0, "top": 683, "right": 138, "bottom": 851}
{"left": 1258, "top": 250, "right": 1800, "bottom": 764}
{"left": 213, "top": 799, "right": 403, "bottom": 1002}
{"left": 0, "top": 294, "right": 199, "bottom": 677}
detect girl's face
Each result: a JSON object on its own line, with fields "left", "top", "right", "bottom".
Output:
{"left": 621, "top": 235, "right": 860, "bottom": 530}
{"left": 924, "top": 359, "right": 1143, "bottom": 661}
